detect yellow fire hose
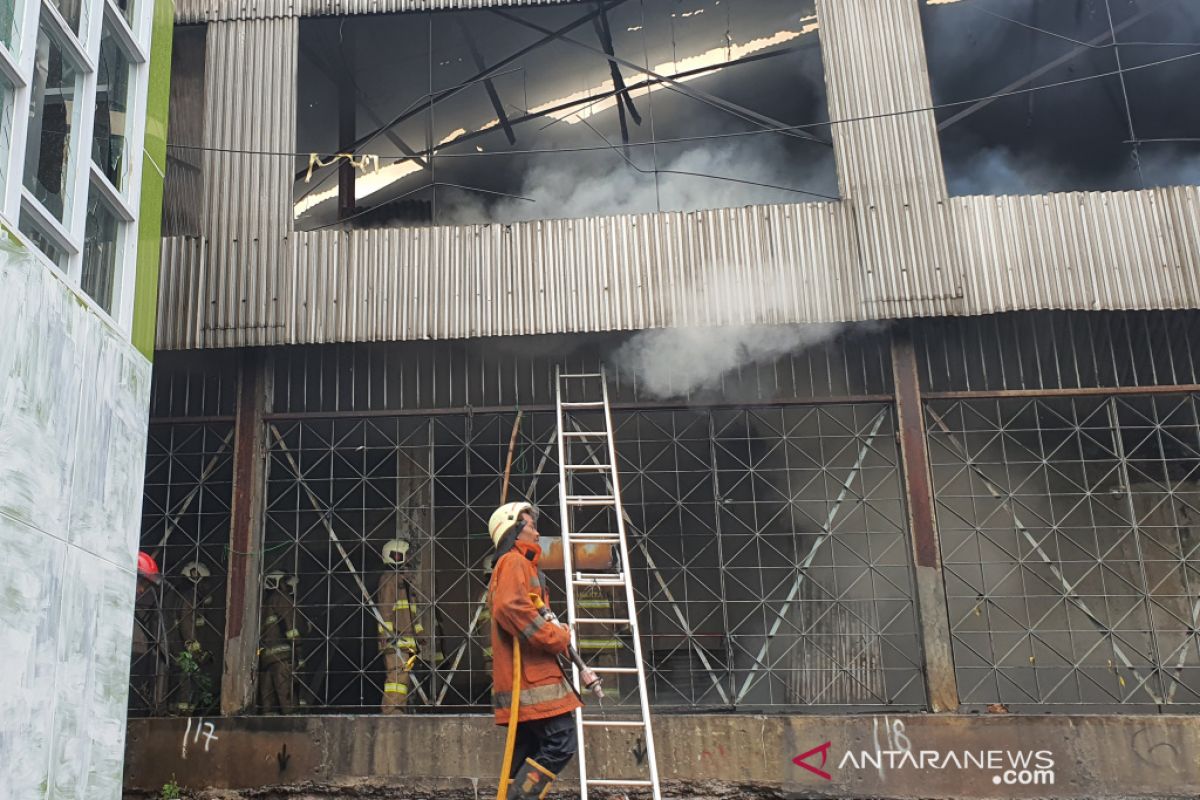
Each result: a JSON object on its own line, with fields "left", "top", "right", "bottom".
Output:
{"left": 496, "top": 638, "right": 522, "bottom": 800}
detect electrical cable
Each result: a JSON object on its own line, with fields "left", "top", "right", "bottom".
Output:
{"left": 1103, "top": 0, "right": 1147, "bottom": 188}
{"left": 166, "top": 46, "right": 1200, "bottom": 164}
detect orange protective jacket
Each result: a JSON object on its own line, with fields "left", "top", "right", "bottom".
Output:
{"left": 489, "top": 542, "right": 581, "bottom": 725}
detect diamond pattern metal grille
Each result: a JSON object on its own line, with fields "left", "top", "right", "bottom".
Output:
{"left": 132, "top": 423, "right": 234, "bottom": 716}
{"left": 253, "top": 405, "right": 923, "bottom": 712}
{"left": 928, "top": 394, "right": 1200, "bottom": 710}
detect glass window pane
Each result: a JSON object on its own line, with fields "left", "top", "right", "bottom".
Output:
{"left": 49, "top": 0, "right": 83, "bottom": 35}
{"left": 113, "top": 0, "right": 134, "bottom": 29}
{"left": 82, "top": 188, "right": 121, "bottom": 313}
{"left": 0, "top": 0, "right": 18, "bottom": 50}
{"left": 19, "top": 209, "right": 67, "bottom": 268}
{"left": 24, "top": 20, "right": 80, "bottom": 221}
{"left": 93, "top": 26, "right": 134, "bottom": 189}
{"left": 0, "top": 79, "right": 12, "bottom": 189}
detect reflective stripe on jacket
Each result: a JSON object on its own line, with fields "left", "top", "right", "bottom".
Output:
{"left": 489, "top": 546, "right": 580, "bottom": 725}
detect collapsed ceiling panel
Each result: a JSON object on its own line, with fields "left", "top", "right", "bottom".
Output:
{"left": 921, "top": 0, "right": 1200, "bottom": 195}
{"left": 295, "top": 0, "right": 837, "bottom": 229}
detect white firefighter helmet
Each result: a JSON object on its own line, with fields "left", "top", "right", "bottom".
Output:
{"left": 488, "top": 501, "right": 537, "bottom": 549}
{"left": 180, "top": 561, "right": 211, "bottom": 583}
{"left": 264, "top": 571, "right": 285, "bottom": 591}
{"left": 381, "top": 538, "right": 411, "bottom": 567}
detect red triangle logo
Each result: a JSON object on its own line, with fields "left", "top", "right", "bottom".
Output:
{"left": 793, "top": 741, "right": 832, "bottom": 780}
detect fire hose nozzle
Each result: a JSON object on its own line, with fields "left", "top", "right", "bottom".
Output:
{"left": 580, "top": 667, "right": 605, "bottom": 700}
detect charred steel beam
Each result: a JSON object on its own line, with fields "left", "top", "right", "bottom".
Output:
{"left": 491, "top": 7, "right": 830, "bottom": 147}
{"left": 891, "top": 328, "right": 960, "bottom": 713}
{"left": 297, "top": 41, "right": 430, "bottom": 174}
{"left": 457, "top": 19, "right": 517, "bottom": 146}
{"left": 221, "top": 350, "right": 271, "bottom": 715}
{"left": 592, "top": 8, "right": 641, "bottom": 146}
{"left": 346, "top": 0, "right": 628, "bottom": 160}
{"left": 338, "top": 34, "right": 356, "bottom": 220}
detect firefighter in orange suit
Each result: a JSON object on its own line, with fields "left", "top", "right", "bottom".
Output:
{"left": 377, "top": 538, "right": 423, "bottom": 712}
{"left": 258, "top": 570, "right": 303, "bottom": 713}
{"left": 489, "top": 502, "right": 580, "bottom": 800}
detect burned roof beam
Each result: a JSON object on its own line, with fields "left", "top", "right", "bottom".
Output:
{"left": 352, "top": 0, "right": 630, "bottom": 157}
{"left": 397, "top": 45, "right": 808, "bottom": 164}
{"left": 457, "top": 18, "right": 517, "bottom": 146}
{"left": 298, "top": 41, "right": 430, "bottom": 170}
{"left": 592, "top": 7, "right": 642, "bottom": 146}
{"left": 491, "top": 7, "right": 830, "bottom": 148}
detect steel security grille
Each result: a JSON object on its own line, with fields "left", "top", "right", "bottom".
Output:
{"left": 253, "top": 404, "right": 923, "bottom": 712}
{"left": 927, "top": 393, "right": 1200, "bottom": 710}
{"left": 131, "top": 423, "right": 234, "bottom": 716}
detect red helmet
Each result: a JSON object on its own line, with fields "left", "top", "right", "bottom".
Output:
{"left": 137, "top": 551, "right": 162, "bottom": 584}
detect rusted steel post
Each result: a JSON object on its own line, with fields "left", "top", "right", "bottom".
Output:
{"left": 891, "top": 329, "right": 960, "bottom": 712}
{"left": 221, "top": 350, "right": 270, "bottom": 715}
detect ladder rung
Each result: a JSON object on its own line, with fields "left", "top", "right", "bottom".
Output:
{"left": 587, "top": 780, "right": 654, "bottom": 787}
{"left": 562, "top": 430, "right": 608, "bottom": 438}
{"left": 559, "top": 372, "right": 602, "bottom": 379}
{"left": 562, "top": 401, "right": 606, "bottom": 408}
{"left": 582, "top": 719, "right": 645, "bottom": 728}
{"left": 565, "top": 495, "right": 615, "bottom": 506}
{"left": 573, "top": 578, "right": 626, "bottom": 587}
{"left": 573, "top": 617, "right": 630, "bottom": 625}
{"left": 564, "top": 535, "right": 620, "bottom": 543}
{"left": 573, "top": 573, "right": 628, "bottom": 585}
{"left": 564, "top": 463, "right": 612, "bottom": 471}
{"left": 590, "top": 666, "right": 641, "bottom": 674}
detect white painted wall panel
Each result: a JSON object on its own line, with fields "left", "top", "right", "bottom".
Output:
{"left": 0, "top": 237, "right": 153, "bottom": 800}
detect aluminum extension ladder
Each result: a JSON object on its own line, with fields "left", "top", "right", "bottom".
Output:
{"left": 554, "top": 366, "right": 661, "bottom": 800}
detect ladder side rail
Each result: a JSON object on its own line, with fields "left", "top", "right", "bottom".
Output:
{"left": 600, "top": 367, "right": 663, "bottom": 799}
{"left": 554, "top": 368, "right": 590, "bottom": 800}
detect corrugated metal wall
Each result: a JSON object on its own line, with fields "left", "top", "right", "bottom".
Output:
{"left": 155, "top": 0, "right": 1200, "bottom": 350}
{"left": 175, "top": 0, "right": 581, "bottom": 24}
{"left": 816, "top": 0, "right": 961, "bottom": 320}
{"left": 200, "top": 18, "right": 298, "bottom": 347}
{"left": 955, "top": 189, "right": 1200, "bottom": 314}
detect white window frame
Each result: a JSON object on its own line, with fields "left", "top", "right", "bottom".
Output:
{"left": 0, "top": 0, "right": 154, "bottom": 335}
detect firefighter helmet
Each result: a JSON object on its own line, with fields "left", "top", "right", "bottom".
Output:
{"left": 180, "top": 561, "right": 211, "bottom": 583}
{"left": 488, "top": 502, "right": 537, "bottom": 549}
{"left": 381, "top": 538, "right": 411, "bottom": 567}
{"left": 264, "top": 571, "right": 285, "bottom": 591}
{"left": 136, "top": 551, "right": 162, "bottom": 584}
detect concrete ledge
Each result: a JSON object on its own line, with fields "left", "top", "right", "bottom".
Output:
{"left": 124, "top": 713, "right": 1200, "bottom": 799}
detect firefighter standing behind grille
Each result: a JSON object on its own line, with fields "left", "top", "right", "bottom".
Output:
{"left": 377, "top": 538, "right": 422, "bottom": 712}
{"left": 258, "top": 571, "right": 303, "bottom": 713}
{"left": 488, "top": 502, "right": 580, "bottom": 800}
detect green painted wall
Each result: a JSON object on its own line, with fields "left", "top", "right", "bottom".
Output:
{"left": 130, "top": 0, "right": 175, "bottom": 361}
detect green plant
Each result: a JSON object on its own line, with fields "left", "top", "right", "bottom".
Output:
{"left": 160, "top": 777, "right": 181, "bottom": 800}
{"left": 174, "top": 650, "right": 217, "bottom": 712}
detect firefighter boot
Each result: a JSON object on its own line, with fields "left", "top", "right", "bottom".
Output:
{"left": 507, "top": 758, "right": 556, "bottom": 799}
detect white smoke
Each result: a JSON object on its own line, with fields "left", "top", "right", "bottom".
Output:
{"left": 611, "top": 267, "right": 846, "bottom": 400}
{"left": 440, "top": 135, "right": 837, "bottom": 224}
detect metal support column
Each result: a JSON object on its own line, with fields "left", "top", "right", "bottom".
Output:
{"left": 221, "top": 350, "right": 271, "bottom": 715}
{"left": 891, "top": 329, "right": 960, "bottom": 712}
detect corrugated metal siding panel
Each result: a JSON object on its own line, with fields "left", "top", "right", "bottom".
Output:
{"left": 956, "top": 188, "right": 1200, "bottom": 314}
{"left": 176, "top": 0, "right": 582, "bottom": 23}
{"left": 816, "top": 0, "right": 962, "bottom": 318}
{"left": 200, "top": 18, "right": 298, "bottom": 348}
{"left": 282, "top": 201, "right": 861, "bottom": 346}
{"left": 158, "top": 237, "right": 207, "bottom": 349}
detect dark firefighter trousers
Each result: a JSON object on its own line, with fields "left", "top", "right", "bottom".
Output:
{"left": 509, "top": 712, "right": 578, "bottom": 777}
